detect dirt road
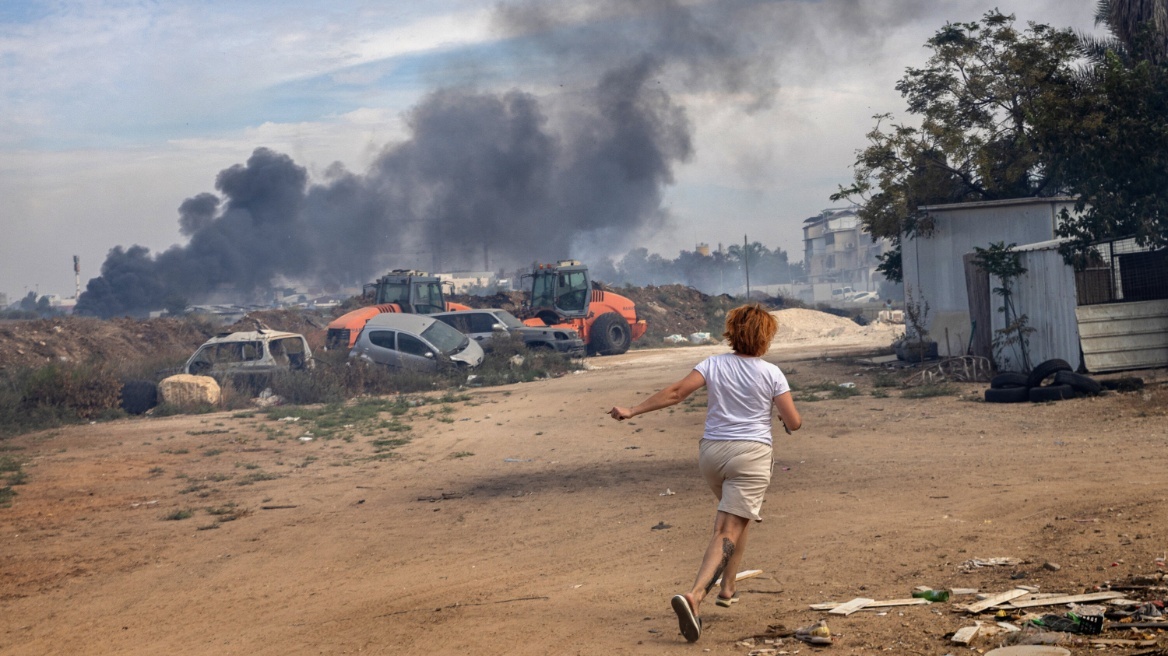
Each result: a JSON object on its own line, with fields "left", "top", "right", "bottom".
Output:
{"left": 2, "top": 339, "right": 1167, "bottom": 655}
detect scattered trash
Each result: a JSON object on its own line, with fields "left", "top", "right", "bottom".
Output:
{"left": 663, "top": 334, "right": 687, "bottom": 344}
{"left": 794, "top": 619, "right": 833, "bottom": 645}
{"left": 509, "top": 355, "right": 525, "bottom": 367}
{"left": 959, "top": 557, "right": 1024, "bottom": 572}
{"left": 503, "top": 457, "right": 533, "bottom": 463}
{"left": 951, "top": 622, "right": 981, "bottom": 644}
{"left": 913, "top": 589, "right": 950, "bottom": 602}
{"left": 279, "top": 416, "right": 300, "bottom": 422}
{"left": 838, "top": 382, "right": 856, "bottom": 389}
{"left": 688, "top": 332, "right": 712, "bottom": 344}
{"left": 659, "top": 488, "right": 675, "bottom": 496}
{"left": 650, "top": 521, "right": 672, "bottom": 530}
{"left": 298, "top": 436, "right": 313, "bottom": 442}
{"left": 1029, "top": 612, "right": 1103, "bottom": 635}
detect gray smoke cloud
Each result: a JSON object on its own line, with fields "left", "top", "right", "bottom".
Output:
{"left": 81, "top": 0, "right": 930, "bottom": 316}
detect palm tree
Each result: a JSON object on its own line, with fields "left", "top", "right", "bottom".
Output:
{"left": 1085, "top": 0, "right": 1168, "bottom": 63}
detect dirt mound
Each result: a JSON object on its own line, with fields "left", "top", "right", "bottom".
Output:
{"left": 0, "top": 316, "right": 215, "bottom": 372}
{"left": 771, "top": 307, "right": 901, "bottom": 346}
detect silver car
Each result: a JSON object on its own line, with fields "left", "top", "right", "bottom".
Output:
{"left": 431, "top": 308, "right": 586, "bottom": 356}
{"left": 349, "top": 313, "right": 484, "bottom": 371}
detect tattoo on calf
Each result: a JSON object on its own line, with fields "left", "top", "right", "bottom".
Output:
{"left": 703, "top": 537, "right": 737, "bottom": 594}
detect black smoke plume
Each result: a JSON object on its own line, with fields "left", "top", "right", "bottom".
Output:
{"left": 76, "top": 1, "right": 779, "bottom": 317}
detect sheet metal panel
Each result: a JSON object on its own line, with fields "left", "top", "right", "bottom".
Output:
{"left": 990, "top": 247, "right": 1082, "bottom": 372}
{"left": 1076, "top": 299, "right": 1168, "bottom": 372}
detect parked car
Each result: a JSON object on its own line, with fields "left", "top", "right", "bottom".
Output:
{"left": 184, "top": 330, "right": 313, "bottom": 378}
{"left": 851, "top": 291, "right": 880, "bottom": 303}
{"left": 349, "top": 313, "right": 484, "bottom": 371}
{"left": 431, "top": 308, "right": 586, "bottom": 356}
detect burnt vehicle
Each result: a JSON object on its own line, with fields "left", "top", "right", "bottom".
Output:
{"left": 184, "top": 330, "right": 313, "bottom": 378}
{"left": 349, "top": 313, "right": 484, "bottom": 372}
{"left": 431, "top": 308, "right": 586, "bottom": 357}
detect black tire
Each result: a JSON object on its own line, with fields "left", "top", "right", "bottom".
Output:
{"left": 1029, "top": 384, "right": 1076, "bottom": 402}
{"left": 990, "top": 373, "right": 1030, "bottom": 389}
{"left": 120, "top": 380, "right": 159, "bottom": 415}
{"left": 1053, "top": 370, "right": 1102, "bottom": 395}
{"left": 1026, "top": 358, "right": 1073, "bottom": 388}
{"left": 985, "top": 386, "right": 1029, "bottom": 403}
{"left": 589, "top": 312, "right": 632, "bottom": 356}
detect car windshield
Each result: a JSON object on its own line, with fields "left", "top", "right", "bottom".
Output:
{"left": 492, "top": 311, "right": 523, "bottom": 328}
{"left": 420, "top": 321, "right": 468, "bottom": 355}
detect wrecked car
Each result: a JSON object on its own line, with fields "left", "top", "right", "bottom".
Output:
{"left": 431, "top": 308, "right": 586, "bottom": 356}
{"left": 184, "top": 330, "right": 313, "bottom": 378}
{"left": 349, "top": 313, "right": 484, "bottom": 372}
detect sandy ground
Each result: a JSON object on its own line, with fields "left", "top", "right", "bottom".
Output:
{"left": 3, "top": 330, "right": 1168, "bottom": 655}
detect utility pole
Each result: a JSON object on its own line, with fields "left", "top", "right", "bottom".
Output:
{"left": 743, "top": 234, "right": 751, "bottom": 299}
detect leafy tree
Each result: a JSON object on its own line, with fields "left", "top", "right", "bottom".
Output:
{"left": 1039, "top": 2, "right": 1168, "bottom": 258}
{"left": 833, "top": 11, "right": 1080, "bottom": 281}
{"left": 18, "top": 292, "right": 37, "bottom": 312}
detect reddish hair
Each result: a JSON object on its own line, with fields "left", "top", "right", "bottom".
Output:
{"left": 723, "top": 304, "right": 777, "bottom": 356}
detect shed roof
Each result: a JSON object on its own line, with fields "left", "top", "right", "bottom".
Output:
{"left": 919, "top": 196, "right": 1077, "bottom": 212}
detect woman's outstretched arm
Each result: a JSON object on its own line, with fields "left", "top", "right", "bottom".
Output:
{"left": 773, "top": 391, "right": 801, "bottom": 431}
{"left": 609, "top": 370, "right": 706, "bottom": 421}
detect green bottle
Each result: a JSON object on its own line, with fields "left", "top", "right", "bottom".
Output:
{"left": 912, "top": 589, "right": 950, "bottom": 602}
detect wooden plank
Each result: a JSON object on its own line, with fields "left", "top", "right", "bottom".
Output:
{"left": 1089, "top": 638, "right": 1157, "bottom": 647}
{"left": 1006, "top": 591, "right": 1123, "bottom": 609}
{"left": 810, "top": 598, "right": 928, "bottom": 611}
{"left": 714, "top": 569, "right": 763, "bottom": 586}
{"left": 963, "top": 589, "right": 1030, "bottom": 614}
{"left": 828, "top": 598, "right": 874, "bottom": 615}
{"left": 951, "top": 625, "right": 980, "bottom": 644}
{"left": 963, "top": 253, "right": 992, "bottom": 360}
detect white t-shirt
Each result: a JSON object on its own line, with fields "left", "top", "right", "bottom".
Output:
{"left": 693, "top": 353, "right": 790, "bottom": 445}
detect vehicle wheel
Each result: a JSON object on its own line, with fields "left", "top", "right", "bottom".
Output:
{"left": 1026, "top": 358, "right": 1073, "bottom": 388}
{"left": 589, "top": 312, "right": 632, "bottom": 356}
{"left": 1053, "top": 370, "right": 1102, "bottom": 395}
{"left": 984, "top": 386, "right": 1029, "bottom": 403}
{"left": 1029, "top": 384, "right": 1075, "bottom": 402}
{"left": 120, "top": 380, "right": 159, "bottom": 415}
{"left": 990, "top": 372, "right": 1029, "bottom": 389}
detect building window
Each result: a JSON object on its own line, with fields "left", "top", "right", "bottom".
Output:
{"left": 824, "top": 233, "right": 835, "bottom": 245}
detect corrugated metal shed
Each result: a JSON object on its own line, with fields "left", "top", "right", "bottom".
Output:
{"left": 1076, "top": 299, "right": 1168, "bottom": 372}
{"left": 902, "top": 197, "right": 1076, "bottom": 356}
{"left": 988, "top": 240, "right": 1081, "bottom": 372}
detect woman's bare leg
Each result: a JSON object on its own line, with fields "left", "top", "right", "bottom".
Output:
{"left": 682, "top": 510, "right": 750, "bottom": 611}
{"left": 720, "top": 522, "right": 751, "bottom": 599}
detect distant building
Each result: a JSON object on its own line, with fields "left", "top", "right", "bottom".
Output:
{"left": 438, "top": 271, "right": 497, "bottom": 294}
{"left": 802, "top": 207, "right": 889, "bottom": 291}
{"left": 695, "top": 243, "right": 711, "bottom": 257}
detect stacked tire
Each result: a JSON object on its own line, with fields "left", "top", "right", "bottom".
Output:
{"left": 984, "top": 359, "right": 1104, "bottom": 404}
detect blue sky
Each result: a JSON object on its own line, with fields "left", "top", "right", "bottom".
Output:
{"left": 0, "top": 0, "right": 1101, "bottom": 302}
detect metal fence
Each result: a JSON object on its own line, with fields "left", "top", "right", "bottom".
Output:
{"left": 1075, "top": 237, "right": 1168, "bottom": 306}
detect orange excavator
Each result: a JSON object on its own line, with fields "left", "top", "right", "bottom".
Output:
{"left": 326, "top": 271, "right": 471, "bottom": 349}
{"left": 519, "top": 260, "right": 647, "bottom": 355}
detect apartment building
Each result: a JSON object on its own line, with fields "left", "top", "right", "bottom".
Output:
{"left": 802, "top": 207, "right": 888, "bottom": 290}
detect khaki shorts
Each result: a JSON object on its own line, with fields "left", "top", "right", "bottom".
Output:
{"left": 698, "top": 438, "right": 773, "bottom": 521}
